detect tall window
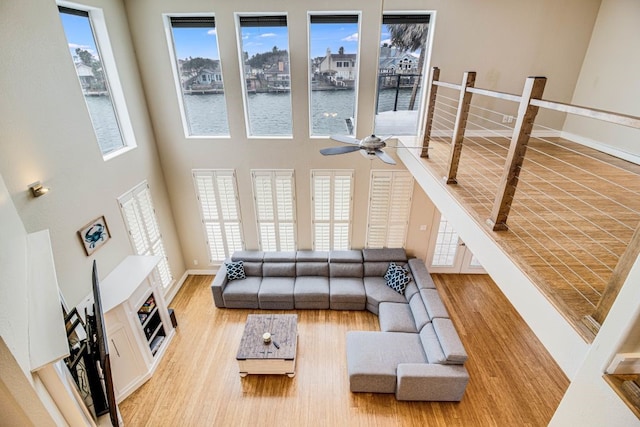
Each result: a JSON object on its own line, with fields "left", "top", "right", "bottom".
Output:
{"left": 193, "top": 170, "right": 244, "bottom": 262}
{"left": 168, "top": 16, "right": 230, "bottom": 137}
{"left": 311, "top": 170, "right": 354, "bottom": 251}
{"left": 432, "top": 216, "right": 459, "bottom": 267}
{"left": 309, "top": 14, "right": 360, "bottom": 137}
{"left": 366, "top": 170, "right": 414, "bottom": 248}
{"left": 251, "top": 170, "right": 296, "bottom": 251}
{"left": 237, "top": 15, "right": 292, "bottom": 137}
{"left": 58, "top": 6, "right": 134, "bottom": 158}
{"left": 118, "top": 182, "right": 173, "bottom": 288}
{"left": 375, "top": 13, "right": 431, "bottom": 136}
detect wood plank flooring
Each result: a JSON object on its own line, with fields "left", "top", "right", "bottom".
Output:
{"left": 119, "top": 274, "right": 568, "bottom": 426}
{"left": 421, "top": 135, "right": 640, "bottom": 341}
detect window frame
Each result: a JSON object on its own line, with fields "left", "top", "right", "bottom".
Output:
{"left": 234, "top": 13, "right": 293, "bottom": 139}
{"left": 365, "top": 170, "right": 414, "bottom": 248}
{"left": 58, "top": 1, "right": 137, "bottom": 160}
{"left": 164, "top": 13, "right": 230, "bottom": 139}
{"left": 307, "top": 12, "right": 362, "bottom": 139}
{"left": 311, "top": 169, "right": 354, "bottom": 251}
{"left": 118, "top": 181, "right": 173, "bottom": 288}
{"left": 251, "top": 169, "right": 297, "bottom": 251}
{"left": 192, "top": 169, "right": 245, "bottom": 263}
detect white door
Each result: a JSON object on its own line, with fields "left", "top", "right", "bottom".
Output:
{"left": 426, "top": 213, "right": 485, "bottom": 274}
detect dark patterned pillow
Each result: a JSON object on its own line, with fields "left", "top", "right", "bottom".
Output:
{"left": 385, "top": 262, "right": 410, "bottom": 294}
{"left": 225, "top": 261, "right": 246, "bottom": 281}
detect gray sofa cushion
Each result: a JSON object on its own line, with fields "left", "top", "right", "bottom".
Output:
{"left": 329, "top": 250, "right": 363, "bottom": 263}
{"left": 409, "top": 293, "right": 430, "bottom": 331}
{"left": 346, "top": 331, "right": 426, "bottom": 393}
{"left": 363, "top": 277, "right": 407, "bottom": 315}
{"left": 362, "top": 248, "right": 407, "bottom": 262}
{"left": 396, "top": 364, "right": 469, "bottom": 402}
{"left": 404, "top": 280, "right": 419, "bottom": 301}
{"left": 378, "top": 302, "right": 417, "bottom": 333}
{"left": 432, "top": 318, "right": 468, "bottom": 364}
{"left": 262, "top": 262, "right": 296, "bottom": 277}
{"left": 419, "top": 322, "right": 446, "bottom": 364}
{"left": 329, "top": 278, "right": 366, "bottom": 310}
{"left": 421, "top": 289, "right": 449, "bottom": 319}
{"left": 408, "top": 258, "right": 436, "bottom": 289}
{"left": 242, "top": 261, "right": 262, "bottom": 277}
{"left": 296, "top": 261, "right": 329, "bottom": 277}
{"left": 294, "top": 276, "right": 329, "bottom": 309}
{"left": 258, "top": 277, "right": 294, "bottom": 309}
{"left": 364, "top": 261, "right": 392, "bottom": 277}
{"left": 263, "top": 251, "right": 296, "bottom": 262}
{"left": 330, "top": 262, "right": 363, "bottom": 278}
{"left": 296, "top": 250, "right": 329, "bottom": 262}
{"left": 222, "top": 276, "right": 262, "bottom": 308}
{"left": 231, "top": 250, "right": 264, "bottom": 262}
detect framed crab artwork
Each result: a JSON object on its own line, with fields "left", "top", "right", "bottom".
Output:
{"left": 78, "top": 216, "right": 111, "bottom": 256}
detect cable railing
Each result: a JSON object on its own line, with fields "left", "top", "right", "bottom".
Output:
{"left": 415, "top": 67, "right": 640, "bottom": 341}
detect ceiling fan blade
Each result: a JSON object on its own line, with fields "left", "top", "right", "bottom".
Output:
{"left": 320, "top": 145, "right": 362, "bottom": 155}
{"left": 374, "top": 149, "right": 396, "bottom": 165}
{"left": 378, "top": 135, "right": 393, "bottom": 143}
{"left": 330, "top": 135, "right": 360, "bottom": 145}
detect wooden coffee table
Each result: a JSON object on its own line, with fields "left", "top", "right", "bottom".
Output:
{"left": 236, "top": 314, "right": 298, "bottom": 377}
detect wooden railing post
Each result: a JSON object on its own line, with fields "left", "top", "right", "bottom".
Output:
{"left": 487, "top": 76, "right": 546, "bottom": 231}
{"left": 421, "top": 67, "right": 440, "bottom": 158}
{"left": 445, "top": 71, "right": 476, "bottom": 184}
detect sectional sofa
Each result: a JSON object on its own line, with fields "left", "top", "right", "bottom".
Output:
{"left": 210, "top": 248, "right": 469, "bottom": 401}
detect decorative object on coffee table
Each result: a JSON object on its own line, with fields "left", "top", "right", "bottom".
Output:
{"left": 236, "top": 314, "right": 297, "bottom": 377}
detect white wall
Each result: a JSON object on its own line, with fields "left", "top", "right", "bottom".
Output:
{"left": 124, "top": 0, "right": 600, "bottom": 269}
{"left": 0, "top": 0, "right": 185, "bottom": 307}
{"left": 563, "top": 0, "right": 640, "bottom": 160}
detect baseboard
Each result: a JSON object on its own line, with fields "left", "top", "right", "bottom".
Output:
{"left": 164, "top": 268, "right": 219, "bottom": 304}
{"left": 560, "top": 131, "right": 640, "bottom": 165}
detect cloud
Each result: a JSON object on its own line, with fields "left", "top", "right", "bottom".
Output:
{"left": 380, "top": 38, "right": 391, "bottom": 46}
{"left": 259, "top": 32, "right": 276, "bottom": 38}
{"left": 342, "top": 33, "right": 358, "bottom": 42}
{"left": 68, "top": 43, "right": 91, "bottom": 50}
{"left": 207, "top": 29, "right": 217, "bottom": 36}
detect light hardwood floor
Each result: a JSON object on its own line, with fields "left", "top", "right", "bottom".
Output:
{"left": 119, "top": 274, "right": 568, "bottom": 426}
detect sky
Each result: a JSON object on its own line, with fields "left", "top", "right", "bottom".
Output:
{"left": 59, "top": 12, "right": 411, "bottom": 64}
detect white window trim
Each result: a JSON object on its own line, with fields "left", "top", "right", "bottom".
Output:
{"left": 58, "top": 1, "right": 138, "bottom": 159}
{"left": 251, "top": 169, "right": 297, "bottom": 251}
{"left": 163, "top": 13, "right": 230, "bottom": 139}
{"left": 307, "top": 11, "right": 362, "bottom": 138}
{"left": 311, "top": 169, "right": 354, "bottom": 251}
{"left": 365, "top": 170, "right": 414, "bottom": 248}
{"left": 192, "top": 169, "right": 245, "bottom": 263}
{"left": 118, "top": 181, "right": 173, "bottom": 288}
{"left": 234, "top": 13, "right": 293, "bottom": 139}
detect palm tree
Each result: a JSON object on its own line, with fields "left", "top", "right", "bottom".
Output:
{"left": 388, "top": 23, "right": 429, "bottom": 110}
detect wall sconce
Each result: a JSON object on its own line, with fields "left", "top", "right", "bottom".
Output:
{"left": 28, "top": 181, "right": 50, "bottom": 198}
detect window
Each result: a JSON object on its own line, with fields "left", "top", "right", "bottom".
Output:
{"left": 251, "top": 170, "right": 296, "bottom": 251}
{"left": 118, "top": 182, "right": 173, "bottom": 288}
{"left": 237, "top": 15, "right": 292, "bottom": 137}
{"left": 168, "top": 16, "right": 230, "bottom": 137}
{"left": 366, "top": 170, "right": 414, "bottom": 248}
{"left": 193, "top": 170, "right": 244, "bottom": 262}
{"left": 311, "top": 170, "right": 354, "bottom": 251}
{"left": 309, "top": 14, "right": 360, "bottom": 136}
{"left": 58, "top": 5, "right": 135, "bottom": 158}
{"left": 432, "top": 216, "right": 459, "bottom": 267}
{"left": 375, "top": 13, "right": 431, "bottom": 136}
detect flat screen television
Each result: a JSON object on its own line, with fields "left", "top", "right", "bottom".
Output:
{"left": 91, "top": 260, "right": 119, "bottom": 427}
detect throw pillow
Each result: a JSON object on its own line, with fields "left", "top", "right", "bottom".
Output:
{"left": 385, "top": 264, "right": 410, "bottom": 295}
{"left": 225, "top": 260, "right": 246, "bottom": 281}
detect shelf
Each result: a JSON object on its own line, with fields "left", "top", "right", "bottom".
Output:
{"left": 150, "top": 336, "right": 165, "bottom": 356}
{"left": 148, "top": 322, "right": 164, "bottom": 344}
{"left": 139, "top": 307, "right": 158, "bottom": 329}
{"left": 604, "top": 374, "right": 640, "bottom": 419}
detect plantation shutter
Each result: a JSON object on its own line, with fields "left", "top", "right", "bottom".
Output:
{"left": 252, "top": 170, "right": 296, "bottom": 251}
{"left": 366, "top": 171, "right": 414, "bottom": 248}
{"left": 311, "top": 170, "right": 353, "bottom": 251}
{"left": 118, "top": 183, "right": 173, "bottom": 288}
{"left": 193, "top": 170, "right": 244, "bottom": 262}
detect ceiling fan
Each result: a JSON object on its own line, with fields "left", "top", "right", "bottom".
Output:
{"left": 320, "top": 134, "right": 396, "bottom": 165}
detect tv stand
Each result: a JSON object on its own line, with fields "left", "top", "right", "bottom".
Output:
{"left": 99, "top": 256, "right": 175, "bottom": 402}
